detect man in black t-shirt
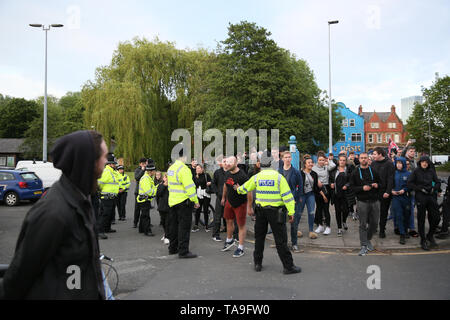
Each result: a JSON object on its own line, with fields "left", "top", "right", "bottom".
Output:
{"left": 220, "top": 156, "right": 253, "bottom": 258}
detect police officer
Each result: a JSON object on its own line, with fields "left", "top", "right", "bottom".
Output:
{"left": 97, "top": 153, "right": 121, "bottom": 239}
{"left": 117, "top": 165, "right": 130, "bottom": 221}
{"left": 167, "top": 148, "right": 200, "bottom": 258}
{"left": 235, "top": 151, "right": 301, "bottom": 274}
{"left": 137, "top": 161, "right": 157, "bottom": 236}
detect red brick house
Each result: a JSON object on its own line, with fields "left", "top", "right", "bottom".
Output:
{"left": 359, "top": 105, "right": 407, "bottom": 151}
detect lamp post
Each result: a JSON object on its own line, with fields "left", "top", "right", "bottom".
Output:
{"left": 328, "top": 20, "right": 339, "bottom": 155}
{"left": 29, "top": 24, "right": 64, "bottom": 162}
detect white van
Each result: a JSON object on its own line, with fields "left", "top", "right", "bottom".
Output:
{"left": 432, "top": 155, "right": 449, "bottom": 165}
{"left": 15, "top": 161, "right": 62, "bottom": 190}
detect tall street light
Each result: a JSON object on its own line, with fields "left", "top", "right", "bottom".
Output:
{"left": 328, "top": 20, "right": 339, "bottom": 155}
{"left": 29, "top": 23, "right": 64, "bottom": 162}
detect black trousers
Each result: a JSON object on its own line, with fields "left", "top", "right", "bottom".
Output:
{"left": 213, "top": 196, "right": 224, "bottom": 237}
{"left": 315, "top": 186, "right": 331, "bottom": 227}
{"left": 194, "top": 197, "right": 211, "bottom": 227}
{"left": 117, "top": 192, "right": 127, "bottom": 219}
{"left": 138, "top": 201, "right": 152, "bottom": 234}
{"left": 134, "top": 195, "right": 142, "bottom": 226}
{"left": 99, "top": 198, "right": 115, "bottom": 233}
{"left": 416, "top": 193, "right": 439, "bottom": 241}
{"left": 441, "top": 199, "right": 449, "bottom": 232}
{"left": 91, "top": 193, "right": 101, "bottom": 235}
{"left": 159, "top": 210, "right": 169, "bottom": 237}
{"left": 379, "top": 195, "right": 392, "bottom": 232}
{"left": 334, "top": 196, "right": 349, "bottom": 229}
{"left": 253, "top": 206, "right": 294, "bottom": 270}
{"left": 168, "top": 200, "right": 194, "bottom": 255}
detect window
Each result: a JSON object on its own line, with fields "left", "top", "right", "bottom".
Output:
{"left": 338, "top": 133, "right": 345, "bottom": 142}
{"left": 7, "top": 157, "right": 14, "bottom": 167}
{"left": 394, "top": 134, "right": 400, "bottom": 143}
{"left": 386, "top": 134, "right": 391, "bottom": 143}
{"left": 388, "top": 122, "right": 397, "bottom": 129}
{"left": 351, "top": 133, "right": 362, "bottom": 142}
{"left": 349, "top": 119, "right": 355, "bottom": 127}
{"left": 20, "top": 173, "right": 39, "bottom": 181}
{"left": 0, "top": 157, "right": 6, "bottom": 166}
{"left": 377, "top": 134, "right": 382, "bottom": 143}
{"left": 371, "top": 122, "right": 379, "bottom": 129}
{"left": 368, "top": 134, "right": 373, "bottom": 143}
{"left": 342, "top": 119, "right": 348, "bottom": 127}
{"left": 0, "top": 172, "right": 15, "bottom": 181}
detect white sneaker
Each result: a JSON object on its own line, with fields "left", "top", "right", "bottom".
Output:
{"left": 323, "top": 227, "right": 331, "bottom": 235}
{"left": 315, "top": 225, "right": 325, "bottom": 233}
{"left": 164, "top": 238, "right": 170, "bottom": 245}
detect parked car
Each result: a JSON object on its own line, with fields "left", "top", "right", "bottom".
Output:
{"left": 0, "top": 170, "right": 45, "bottom": 206}
{"left": 15, "top": 161, "right": 62, "bottom": 190}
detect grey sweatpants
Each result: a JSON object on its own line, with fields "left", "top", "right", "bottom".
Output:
{"left": 357, "top": 200, "right": 380, "bottom": 246}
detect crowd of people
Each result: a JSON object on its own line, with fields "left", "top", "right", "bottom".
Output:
{"left": 123, "top": 142, "right": 449, "bottom": 259}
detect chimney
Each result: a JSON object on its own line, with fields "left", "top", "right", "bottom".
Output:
{"left": 358, "top": 105, "right": 363, "bottom": 115}
{"left": 391, "top": 105, "right": 395, "bottom": 113}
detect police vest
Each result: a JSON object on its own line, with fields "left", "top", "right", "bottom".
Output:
{"left": 237, "top": 168, "right": 295, "bottom": 215}
{"left": 120, "top": 173, "right": 131, "bottom": 192}
{"left": 137, "top": 174, "right": 156, "bottom": 203}
{"left": 167, "top": 160, "right": 199, "bottom": 207}
{"left": 98, "top": 165, "right": 120, "bottom": 198}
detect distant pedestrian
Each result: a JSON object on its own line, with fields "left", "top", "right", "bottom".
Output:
{"left": 211, "top": 155, "right": 227, "bottom": 241}
{"left": 350, "top": 152, "right": 381, "bottom": 256}
{"left": 391, "top": 157, "right": 412, "bottom": 245}
{"left": 330, "top": 155, "right": 352, "bottom": 236}
{"left": 313, "top": 151, "right": 336, "bottom": 235}
{"left": 156, "top": 174, "right": 170, "bottom": 245}
{"left": 300, "top": 155, "right": 320, "bottom": 239}
{"left": 133, "top": 158, "right": 148, "bottom": 228}
{"left": 371, "top": 147, "right": 395, "bottom": 239}
{"left": 407, "top": 156, "right": 441, "bottom": 250}
{"left": 192, "top": 164, "right": 212, "bottom": 232}
{"left": 402, "top": 143, "right": 419, "bottom": 238}
{"left": 221, "top": 156, "right": 252, "bottom": 258}
{"left": 137, "top": 161, "right": 157, "bottom": 237}
{"left": 117, "top": 165, "right": 130, "bottom": 221}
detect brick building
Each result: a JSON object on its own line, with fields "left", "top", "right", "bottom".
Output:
{"left": 359, "top": 105, "right": 407, "bottom": 152}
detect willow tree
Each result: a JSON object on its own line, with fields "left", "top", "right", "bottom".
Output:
{"left": 82, "top": 37, "right": 214, "bottom": 169}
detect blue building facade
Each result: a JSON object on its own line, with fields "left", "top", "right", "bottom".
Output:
{"left": 332, "top": 102, "right": 365, "bottom": 155}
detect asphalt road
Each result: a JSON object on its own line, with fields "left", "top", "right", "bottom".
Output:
{"left": 1, "top": 184, "right": 449, "bottom": 300}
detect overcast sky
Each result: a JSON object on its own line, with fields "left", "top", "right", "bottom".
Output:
{"left": 1, "top": 0, "right": 449, "bottom": 115}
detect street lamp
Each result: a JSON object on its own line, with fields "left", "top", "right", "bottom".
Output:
{"left": 328, "top": 20, "right": 339, "bottom": 155}
{"left": 29, "top": 23, "right": 64, "bottom": 162}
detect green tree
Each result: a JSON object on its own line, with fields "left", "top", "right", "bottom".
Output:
{"left": 59, "top": 91, "right": 86, "bottom": 134}
{"left": 199, "top": 21, "right": 342, "bottom": 153}
{"left": 82, "top": 37, "right": 209, "bottom": 169}
{"left": 406, "top": 74, "right": 450, "bottom": 154}
{"left": 21, "top": 96, "right": 65, "bottom": 159}
{"left": 0, "top": 98, "right": 39, "bottom": 138}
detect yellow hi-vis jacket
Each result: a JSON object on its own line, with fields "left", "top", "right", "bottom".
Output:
{"left": 137, "top": 173, "right": 156, "bottom": 203}
{"left": 236, "top": 168, "right": 295, "bottom": 216}
{"left": 167, "top": 160, "right": 199, "bottom": 207}
{"left": 119, "top": 173, "right": 131, "bottom": 192}
{"left": 98, "top": 165, "right": 120, "bottom": 198}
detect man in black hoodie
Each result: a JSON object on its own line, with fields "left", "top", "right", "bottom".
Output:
{"left": 370, "top": 147, "right": 395, "bottom": 238}
{"left": 1, "top": 130, "right": 107, "bottom": 299}
{"left": 407, "top": 156, "right": 441, "bottom": 250}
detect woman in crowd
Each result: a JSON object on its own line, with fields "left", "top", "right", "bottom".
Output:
{"left": 192, "top": 164, "right": 212, "bottom": 232}
{"left": 299, "top": 155, "right": 322, "bottom": 239}
{"left": 156, "top": 173, "right": 170, "bottom": 245}
{"left": 330, "top": 154, "right": 352, "bottom": 236}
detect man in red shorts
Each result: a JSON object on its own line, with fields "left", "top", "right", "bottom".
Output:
{"left": 220, "top": 156, "right": 253, "bottom": 257}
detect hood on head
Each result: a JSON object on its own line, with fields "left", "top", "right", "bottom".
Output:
{"left": 418, "top": 156, "right": 432, "bottom": 170}
{"left": 50, "top": 130, "right": 96, "bottom": 195}
{"left": 394, "top": 157, "right": 407, "bottom": 172}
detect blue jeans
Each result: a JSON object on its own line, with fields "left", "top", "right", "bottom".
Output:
{"left": 291, "top": 192, "right": 316, "bottom": 245}
{"left": 391, "top": 196, "right": 411, "bottom": 235}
